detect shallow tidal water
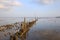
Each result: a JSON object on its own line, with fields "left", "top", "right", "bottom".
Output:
{"left": 0, "top": 18, "right": 60, "bottom": 40}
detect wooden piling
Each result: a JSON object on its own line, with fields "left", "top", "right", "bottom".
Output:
{"left": 10, "top": 18, "right": 38, "bottom": 40}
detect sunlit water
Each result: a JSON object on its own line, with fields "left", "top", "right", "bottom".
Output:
{"left": 0, "top": 18, "right": 60, "bottom": 40}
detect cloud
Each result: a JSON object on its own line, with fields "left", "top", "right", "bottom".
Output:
{"left": 0, "top": 0, "right": 22, "bottom": 9}
{"left": 33, "top": 0, "right": 55, "bottom": 5}
{"left": 0, "top": 4, "right": 5, "bottom": 8}
{"left": 41, "top": 0, "right": 54, "bottom": 5}
{"left": 11, "top": 1, "right": 22, "bottom": 6}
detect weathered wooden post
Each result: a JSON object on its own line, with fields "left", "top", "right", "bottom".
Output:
{"left": 21, "top": 17, "right": 27, "bottom": 31}
{"left": 10, "top": 35, "right": 14, "bottom": 40}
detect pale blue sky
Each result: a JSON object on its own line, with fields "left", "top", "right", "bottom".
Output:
{"left": 0, "top": 0, "right": 60, "bottom": 17}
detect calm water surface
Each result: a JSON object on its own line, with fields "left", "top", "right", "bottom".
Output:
{"left": 0, "top": 18, "right": 60, "bottom": 40}
{"left": 28, "top": 18, "right": 60, "bottom": 40}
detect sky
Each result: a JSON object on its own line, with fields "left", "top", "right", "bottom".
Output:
{"left": 0, "top": 0, "right": 60, "bottom": 17}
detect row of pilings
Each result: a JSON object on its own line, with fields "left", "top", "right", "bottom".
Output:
{"left": 10, "top": 18, "right": 37, "bottom": 40}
